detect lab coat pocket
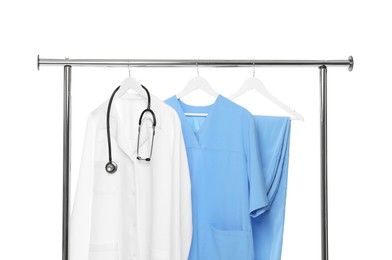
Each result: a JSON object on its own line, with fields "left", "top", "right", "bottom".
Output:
{"left": 89, "top": 242, "right": 119, "bottom": 260}
{"left": 150, "top": 248, "right": 170, "bottom": 260}
{"left": 94, "top": 162, "right": 119, "bottom": 195}
{"left": 210, "top": 225, "right": 252, "bottom": 260}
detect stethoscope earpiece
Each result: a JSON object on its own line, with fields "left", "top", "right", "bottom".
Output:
{"left": 105, "top": 161, "right": 117, "bottom": 174}
{"left": 136, "top": 156, "right": 151, "bottom": 161}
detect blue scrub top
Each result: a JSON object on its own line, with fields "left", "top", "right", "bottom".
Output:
{"left": 166, "top": 95, "right": 268, "bottom": 260}
{"left": 252, "top": 116, "right": 291, "bottom": 260}
{"left": 165, "top": 95, "right": 269, "bottom": 260}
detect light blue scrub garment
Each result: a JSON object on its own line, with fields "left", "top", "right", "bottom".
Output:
{"left": 165, "top": 95, "right": 269, "bottom": 260}
{"left": 252, "top": 116, "right": 291, "bottom": 260}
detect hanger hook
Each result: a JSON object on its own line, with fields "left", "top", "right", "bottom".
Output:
{"left": 128, "top": 59, "right": 131, "bottom": 77}
{"left": 253, "top": 62, "right": 255, "bottom": 77}
{"left": 196, "top": 61, "right": 199, "bottom": 76}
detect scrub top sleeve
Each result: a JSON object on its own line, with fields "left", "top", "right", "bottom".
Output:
{"left": 70, "top": 114, "right": 96, "bottom": 260}
{"left": 246, "top": 116, "right": 269, "bottom": 218}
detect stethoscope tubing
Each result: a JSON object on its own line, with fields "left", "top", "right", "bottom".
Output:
{"left": 105, "top": 85, "right": 156, "bottom": 174}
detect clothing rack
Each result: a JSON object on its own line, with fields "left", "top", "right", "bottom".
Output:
{"left": 37, "top": 55, "right": 354, "bottom": 260}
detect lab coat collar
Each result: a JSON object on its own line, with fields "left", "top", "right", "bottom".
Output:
{"left": 109, "top": 92, "right": 162, "bottom": 163}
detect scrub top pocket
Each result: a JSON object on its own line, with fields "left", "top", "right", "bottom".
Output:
{"left": 207, "top": 225, "right": 252, "bottom": 260}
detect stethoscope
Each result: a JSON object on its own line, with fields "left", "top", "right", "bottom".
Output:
{"left": 105, "top": 84, "right": 156, "bottom": 174}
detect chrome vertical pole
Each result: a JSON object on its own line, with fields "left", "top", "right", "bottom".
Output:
{"left": 319, "top": 65, "right": 328, "bottom": 260}
{"left": 63, "top": 65, "right": 72, "bottom": 260}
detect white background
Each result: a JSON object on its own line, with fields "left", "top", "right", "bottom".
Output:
{"left": 0, "top": 1, "right": 391, "bottom": 259}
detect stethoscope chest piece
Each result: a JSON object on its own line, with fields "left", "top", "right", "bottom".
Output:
{"left": 105, "top": 161, "right": 117, "bottom": 174}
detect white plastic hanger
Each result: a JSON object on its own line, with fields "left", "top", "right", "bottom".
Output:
{"left": 229, "top": 64, "right": 304, "bottom": 121}
{"left": 114, "top": 62, "right": 147, "bottom": 101}
{"left": 176, "top": 62, "right": 219, "bottom": 117}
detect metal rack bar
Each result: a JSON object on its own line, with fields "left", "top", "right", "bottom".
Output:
{"left": 37, "top": 55, "right": 354, "bottom": 70}
{"left": 37, "top": 55, "right": 354, "bottom": 260}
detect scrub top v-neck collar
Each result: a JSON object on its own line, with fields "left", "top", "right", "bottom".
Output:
{"left": 170, "top": 95, "right": 222, "bottom": 148}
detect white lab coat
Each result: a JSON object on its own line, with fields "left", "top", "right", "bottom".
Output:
{"left": 70, "top": 92, "right": 192, "bottom": 260}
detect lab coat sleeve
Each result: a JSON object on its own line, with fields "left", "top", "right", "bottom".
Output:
{"left": 70, "top": 114, "right": 96, "bottom": 260}
{"left": 246, "top": 116, "right": 269, "bottom": 218}
{"left": 173, "top": 116, "right": 193, "bottom": 260}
